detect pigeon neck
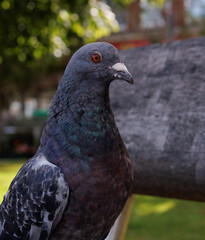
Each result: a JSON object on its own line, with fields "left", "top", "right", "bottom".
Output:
{"left": 38, "top": 81, "right": 120, "bottom": 164}
{"left": 70, "top": 81, "right": 111, "bottom": 111}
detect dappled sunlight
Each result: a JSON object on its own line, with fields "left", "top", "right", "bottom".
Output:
{"left": 126, "top": 195, "right": 205, "bottom": 240}
{"left": 84, "top": 0, "right": 119, "bottom": 42}
{"left": 134, "top": 199, "right": 175, "bottom": 217}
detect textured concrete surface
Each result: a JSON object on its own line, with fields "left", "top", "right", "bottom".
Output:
{"left": 110, "top": 36, "right": 205, "bottom": 201}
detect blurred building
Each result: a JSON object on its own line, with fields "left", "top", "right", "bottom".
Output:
{"left": 103, "top": 0, "right": 205, "bottom": 49}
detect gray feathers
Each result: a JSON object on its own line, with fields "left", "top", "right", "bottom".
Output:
{"left": 0, "top": 154, "right": 69, "bottom": 240}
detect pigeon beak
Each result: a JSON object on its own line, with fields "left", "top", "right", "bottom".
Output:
{"left": 111, "top": 63, "right": 134, "bottom": 84}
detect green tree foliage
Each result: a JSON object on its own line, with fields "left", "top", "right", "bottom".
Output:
{"left": 0, "top": 0, "right": 164, "bottom": 114}
{"left": 0, "top": 0, "right": 119, "bottom": 113}
{"left": 148, "top": 0, "right": 165, "bottom": 7}
{"left": 112, "top": 0, "right": 165, "bottom": 8}
{"left": 0, "top": 0, "right": 119, "bottom": 65}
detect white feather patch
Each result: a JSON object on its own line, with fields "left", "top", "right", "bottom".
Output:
{"left": 31, "top": 154, "right": 55, "bottom": 170}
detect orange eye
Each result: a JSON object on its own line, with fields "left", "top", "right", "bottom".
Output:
{"left": 92, "top": 53, "right": 102, "bottom": 63}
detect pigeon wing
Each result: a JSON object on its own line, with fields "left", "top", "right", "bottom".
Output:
{"left": 0, "top": 154, "right": 69, "bottom": 240}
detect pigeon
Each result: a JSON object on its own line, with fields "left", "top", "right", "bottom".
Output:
{"left": 0, "top": 42, "right": 134, "bottom": 240}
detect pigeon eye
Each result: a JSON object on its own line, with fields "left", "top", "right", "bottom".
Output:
{"left": 92, "top": 53, "right": 102, "bottom": 63}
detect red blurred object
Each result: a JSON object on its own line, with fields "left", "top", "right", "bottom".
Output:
{"left": 110, "top": 39, "right": 150, "bottom": 50}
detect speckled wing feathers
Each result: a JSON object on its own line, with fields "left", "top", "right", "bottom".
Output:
{"left": 0, "top": 154, "right": 69, "bottom": 240}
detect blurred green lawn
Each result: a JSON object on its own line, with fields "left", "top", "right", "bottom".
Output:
{"left": 1, "top": 159, "right": 205, "bottom": 240}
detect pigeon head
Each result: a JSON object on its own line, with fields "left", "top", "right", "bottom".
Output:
{"left": 63, "top": 42, "right": 133, "bottom": 90}
{"left": 40, "top": 42, "right": 133, "bottom": 161}
{"left": 49, "top": 42, "right": 133, "bottom": 120}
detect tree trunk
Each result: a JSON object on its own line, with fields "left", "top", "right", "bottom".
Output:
{"left": 110, "top": 36, "right": 205, "bottom": 202}
{"left": 172, "top": 0, "right": 185, "bottom": 26}
{"left": 127, "top": 0, "right": 141, "bottom": 32}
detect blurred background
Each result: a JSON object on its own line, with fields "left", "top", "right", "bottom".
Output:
{"left": 1, "top": 0, "right": 205, "bottom": 239}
